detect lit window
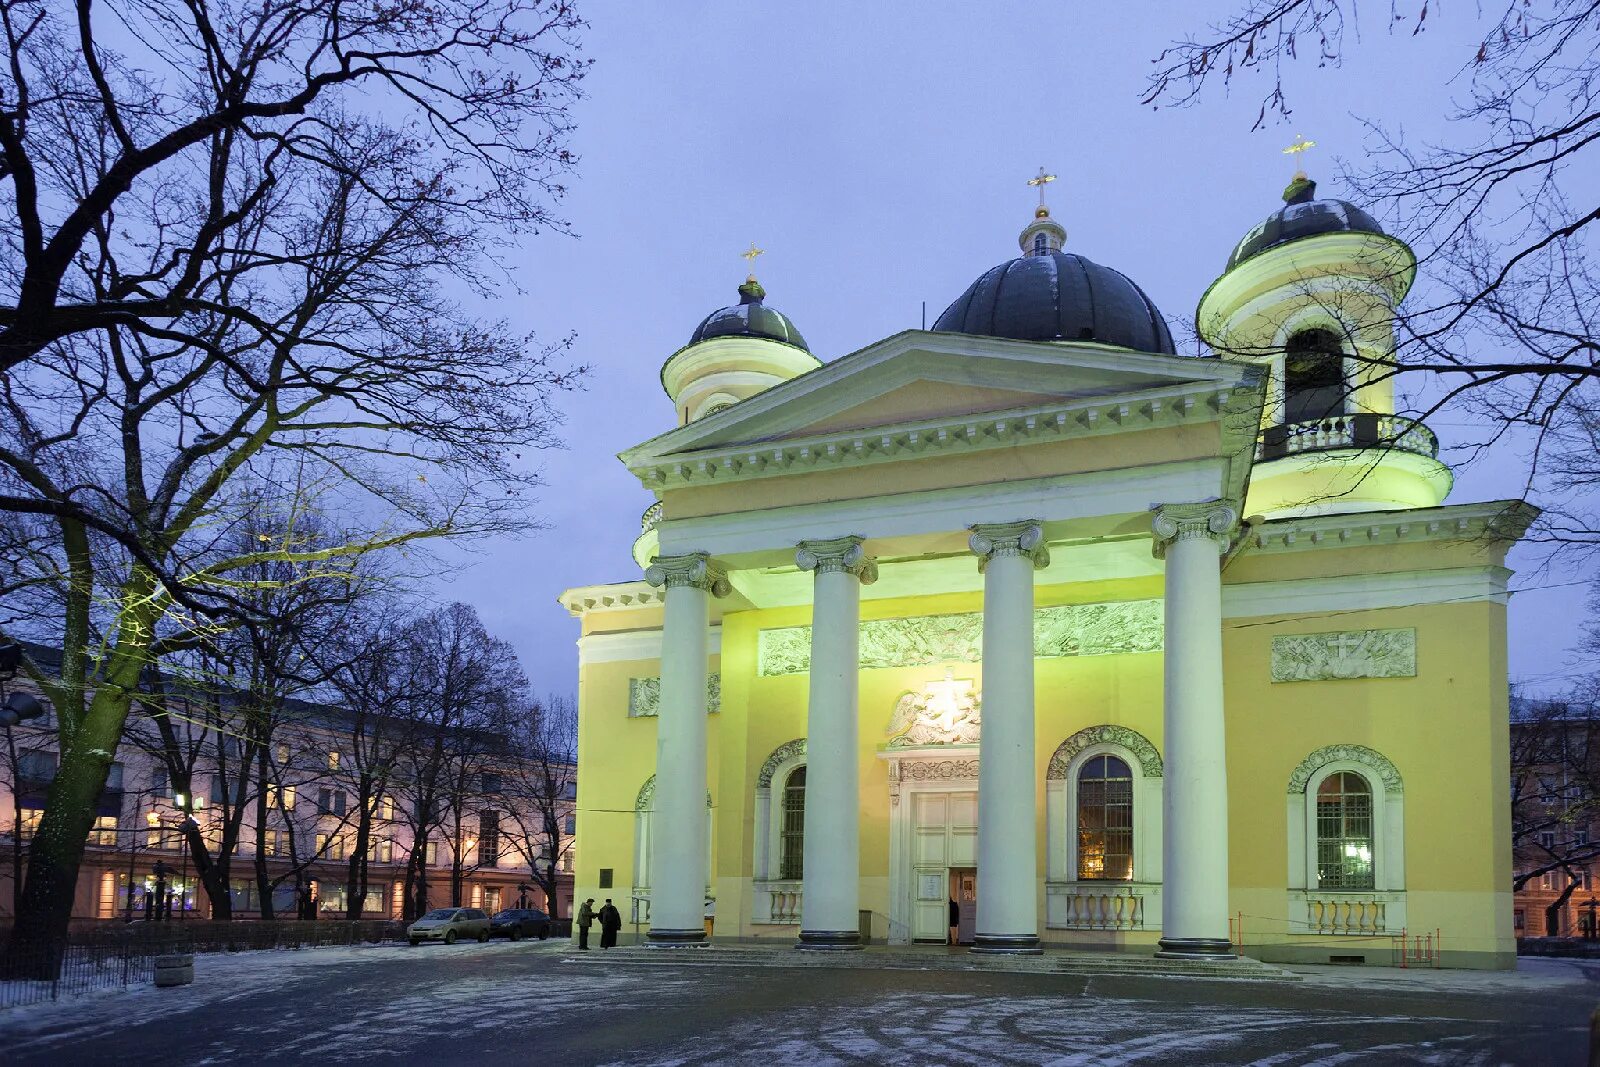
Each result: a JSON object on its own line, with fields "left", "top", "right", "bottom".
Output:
{"left": 275, "top": 744, "right": 290, "bottom": 765}
{"left": 425, "top": 839, "right": 439, "bottom": 866}
{"left": 1316, "top": 772, "right": 1375, "bottom": 890}
{"left": 18, "top": 808, "right": 45, "bottom": 839}
{"left": 268, "top": 784, "right": 296, "bottom": 811}
{"left": 380, "top": 795, "right": 395, "bottom": 821}
{"left": 327, "top": 751, "right": 340, "bottom": 771}
{"left": 90, "top": 815, "right": 118, "bottom": 846}
{"left": 779, "top": 766, "right": 806, "bottom": 881}
{"left": 1077, "top": 755, "right": 1134, "bottom": 880}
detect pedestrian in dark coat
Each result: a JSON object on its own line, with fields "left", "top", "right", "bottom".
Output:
{"left": 598, "top": 898, "right": 622, "bottom": 949}
{"left": 577, "top": 897, "right": 596, "bottom": 950}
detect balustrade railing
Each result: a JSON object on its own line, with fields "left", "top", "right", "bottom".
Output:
{"left": 1257, "top": 414, "right": 1438, "bottom": 462}
{"left": 753, "top": 881, "right": 802, "bottom": 924}
{"left": 1045, "top": 881, "right": 1156, "bottom": 931}
{"left": 1295, "top": 891, "right": 1397, "bottom": 935}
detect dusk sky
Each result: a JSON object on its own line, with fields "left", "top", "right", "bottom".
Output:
{"left": 432, "top": 3, "right": 1590, "bottom": 699}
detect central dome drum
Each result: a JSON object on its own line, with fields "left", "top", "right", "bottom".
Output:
{"left": 932, "top": 249, "right": 1176, "bottom": 355}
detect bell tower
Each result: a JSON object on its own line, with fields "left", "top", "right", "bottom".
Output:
{"left": 1197, "top": 162, "right": 1450, "bottom": 519}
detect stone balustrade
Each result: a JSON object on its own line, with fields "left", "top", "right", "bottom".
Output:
{"left": 1045, "top": 881, "right": 1159, "bottom": 931}
{"left": 1257, "top": 414, "right": 1438, "bottom": 461}
{"left": 753, "top": 881, "right": 802, "bottom": 924}
{"left": 1292, "top": 890, "right": 1405, "bottom": 935}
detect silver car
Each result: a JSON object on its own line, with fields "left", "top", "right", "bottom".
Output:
{"left": 407, "top": 907, "right": 491, "bottom": 946}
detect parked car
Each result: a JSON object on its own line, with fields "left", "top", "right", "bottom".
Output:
{"left": 489, "top": 908, "right": 552, "bottom": 941}
{"left": 407, "top": 907, "right": 491, "bottom": 946}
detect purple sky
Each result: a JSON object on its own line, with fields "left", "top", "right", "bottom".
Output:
{"left": 433, "top": 4, "right": 1589, "bottom": 699}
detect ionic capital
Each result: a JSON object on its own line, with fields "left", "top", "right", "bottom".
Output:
{"left": 968, "top": 520, "right": 1049, "bottom": 572}
{"left": 796, "top": 535, "right": 878, "bottom": 585}
{"left": 1150, "top": 502, "right": 1239, "bottom": 559}
{"left": 644, "top": 552, "right": 732, "bottom": 597}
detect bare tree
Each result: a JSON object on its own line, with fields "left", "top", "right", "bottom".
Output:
{"left": 388, "top": 603, "right": 524, "bottom": 919}
{"left": 499, "top": 694, "right": 575, "bottom": 919}
{"left": 1148, "top": 2, "right": 1599, "bottom": 542}
{"left": 0, "top": 0, "right": 587, "bottom": 958}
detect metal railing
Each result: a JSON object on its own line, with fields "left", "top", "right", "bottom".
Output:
{"left": 0, "top": 919, "right": 406, "bottom": 1010}
{"left": 1257, "top": 414, "right": 1439, "bottom": 462}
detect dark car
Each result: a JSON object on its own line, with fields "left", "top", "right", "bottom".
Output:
{"left": 489, "top": 908, "right": 551, "bottom": 941}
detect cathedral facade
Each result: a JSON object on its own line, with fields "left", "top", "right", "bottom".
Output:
{"left": 560, "top": 174, "right": 1530, "bottom": 968}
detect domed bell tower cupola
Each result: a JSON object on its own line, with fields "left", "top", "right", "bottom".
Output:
{"left": 660, "top": 244, "right": 821, "bottom": 427}
{"left": 1019, "top": 168, "right": 1067, "bottom": 257}
{"left": 1197, "top": 146, "right": 1450, "bottom": 519}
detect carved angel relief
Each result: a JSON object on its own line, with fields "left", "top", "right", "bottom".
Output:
{"left": 887, "top": 670, "right": 982, "bottom": 747}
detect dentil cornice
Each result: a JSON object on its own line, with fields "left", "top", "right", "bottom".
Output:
{"left": 644, "top": 552, "right": 731, "bottom": 597}
{"left": 796, "top": 535, "right": 879, "bottom": 584}
{"left": 1150, "top": 501, "right": 1239, "bottom": 559}
{"left": 969, "top": 520, "right": 1050, "bottom": 571}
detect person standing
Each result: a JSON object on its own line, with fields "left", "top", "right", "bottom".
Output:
{"left": 948, "top": 896, "right": 959, "bottom": 946}
{"left": 577, "top": 897, "right": 596, "bottom": 950}
{"left": 598, "top": 898, "right": 622, "bottom": 949}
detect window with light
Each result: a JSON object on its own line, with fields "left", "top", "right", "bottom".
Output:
{"left": 1077, "top": 755, "right": 1133, "bottom": 880}
{"left": 1316, "top": 772, "right": 1375, "bottom": 889}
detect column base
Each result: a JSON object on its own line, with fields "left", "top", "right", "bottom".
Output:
{"left": 1155, "top": 936, "right": 1237, "bottom": 961}
{"left": 969, "top": 933, "right": 1043, "bottom": 956}
{"left": 796, "top": 930, "right": 862, "bottom": 951}
{"left": 644, "top": 928, "right": 708, "bottom": 948}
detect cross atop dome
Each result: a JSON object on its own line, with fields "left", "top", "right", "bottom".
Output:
{"left": 1027, "top": 166, "right": 1056, "bottom": 218}
{"left": 1018, "top": 167, "right": 1066, "bottom": 257}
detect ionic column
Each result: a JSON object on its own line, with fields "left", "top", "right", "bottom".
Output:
{"left": 642, "top": 551, "right": 729, "bottom": 946}
{"left": 968, "top": 520, "right": 1048, "bottom": 955}
{"left": 796, "top": 535, "right": 877, "bottom": 950}
{"left": 1151, "top": 502, "right": 1238, "bottom": 960}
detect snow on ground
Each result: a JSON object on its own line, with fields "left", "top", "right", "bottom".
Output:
{"left": 0, "top": 939, "right": 562, "bottom": 1042}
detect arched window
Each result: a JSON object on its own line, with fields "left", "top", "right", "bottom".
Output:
{"left": 779, "top": 767, "right": 806, "bottom": 880}
{"left": 1032, "top": 232, "right": 1048, "bottom": 255}
{"left": 1315, "top": 772, "right": 1375, "bottom": 890}
{"left": 1076, "top": 755, "right": 1134, "bottom": 880}
{"left": 1283, "top": 328, "right": 1346, "bottom": 423}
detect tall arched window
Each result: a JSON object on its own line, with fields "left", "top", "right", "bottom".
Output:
{"left": 1032, "top": 232, "right": 1048, "bottom": 256}
{"left": 1316, "top": 771, "right": 1375, "bottom": 889}
{"left": 779, "top": 767, "right": 806, "bottom": 880}
{"left": 1283, "top": 328, "right": 1346, "bottom": 423}
{"left": 1076, "top": 755, "right": 1133, "bottom": 880}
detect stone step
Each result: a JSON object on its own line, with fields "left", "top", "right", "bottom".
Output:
{"left": 560, "top": 946, "right": 1298, "bottom": 981}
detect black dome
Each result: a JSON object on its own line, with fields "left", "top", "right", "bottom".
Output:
{"left": 932, "top": 251, "right": 1176, "bottom": 354}
{"left": 1227, "top": 184, "right": 1384, "bottom": 271}
{"left": 688, "top": 279, "right": 808, "bottom": 352}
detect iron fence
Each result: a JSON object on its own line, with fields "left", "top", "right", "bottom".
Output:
{"left": 0, "top": 919, "right": 406, "bottom": 1010}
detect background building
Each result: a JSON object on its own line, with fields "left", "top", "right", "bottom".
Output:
{"left": 0, "top": 648, "right": 576, "bottom": 924}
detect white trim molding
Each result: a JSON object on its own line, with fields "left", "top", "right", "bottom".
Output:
{"left": 1286, "top": 746, "right": 1406, "bottom": 935}
{"left": 576, "top": 626, "right": 723, "bottom": 665}
{"left": 752, "top": 739, "right": 807, "bottom": 924}
{"left": 1223, "top": 567, "right": 1512, "bottom": 618}
{"left": 559, "top": 581, "right": 665, "bottom": 617}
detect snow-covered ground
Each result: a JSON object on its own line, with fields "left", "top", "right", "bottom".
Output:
{"left": 0, "top": 943, "right": 1593, "bottom": 1064}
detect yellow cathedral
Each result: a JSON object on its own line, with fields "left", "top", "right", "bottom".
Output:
{"left": 560, "top": 169, "right": 1532, "bottom": 968}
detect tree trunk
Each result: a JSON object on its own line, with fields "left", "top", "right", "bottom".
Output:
{"left": 7, "top": 675, "right": 135, "bottom": 971}
{"left": 1547, "top": 878, "right": 1580, "bottom": 936}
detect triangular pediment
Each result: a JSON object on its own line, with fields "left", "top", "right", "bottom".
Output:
{"left": 623, "top": 330, "right": 1250, "bottom": 465}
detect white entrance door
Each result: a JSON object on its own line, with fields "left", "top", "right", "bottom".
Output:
{"left": 910, "top": 790, "right": 977, "bottom": 941}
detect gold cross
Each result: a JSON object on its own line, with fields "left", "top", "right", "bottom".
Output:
{"left": 1282, "top": 134, "right": 1316, "bottom": 158}
{"left": 1283, "top": 134, "right": 1316, "bottom": 178}
{"left": 1027, "top": 166, "right": 1056, "bottom": 209}
{"left": 741, "top": 242, "right": 764, "bottom": 267}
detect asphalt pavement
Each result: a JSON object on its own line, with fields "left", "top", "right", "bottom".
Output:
{"left": 1, "top": 939, "right": 1594, "bottom": 1064}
